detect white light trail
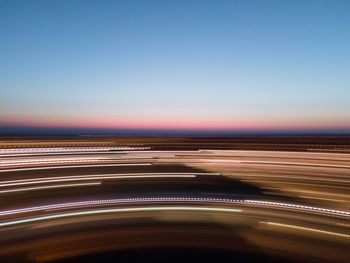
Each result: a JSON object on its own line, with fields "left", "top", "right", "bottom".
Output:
{"left": 0, "top": 173, "right": 198, "bottom": 187}
{"left": 0, "top": 182, "right": 101, "bottom": 194}
{"left": 0, "top": 198, "right": 349, "bottom": 218}
{"left": 196, "top": 158, "right": 350, "bottom": 169}
{"left": 0, "top": 163, "right": 151, "bottom": 173}
{"left": 0, "top": 206, "right": 242, "bottom": 227}
{"left": 243, "top": 200, "right": 350, "bottom": 216}
{"left": 0, "top": 147, "right": 151, "bottom": 154}
{"left": 199, "top": 149, "right": 350, "bottom": 157}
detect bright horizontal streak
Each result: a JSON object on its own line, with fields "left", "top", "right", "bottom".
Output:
{"left": 241, "top": 160, "right": 350, "bottom": 169}
{"left": 0, "top": 174, "right": 196, "bottom": 187}
{"left": 0, "top": 206, "right": 242, "bottom": 227}
{"left": 199, "top": 149, "right": 350, "bottom": 157}
{"left": 244, "top": 200, "right": 350, "bottom": 216}
{"left": 202, "top": 159, "right": 242, "bottom": 163}
{"left": 0, "top": 151, "right": 126, "bottom": 157}
{"left": 0, "top": 163, "right": 151, "bottom": 172}
{"left": 0, "top": 182, "right": 101, "bottom": 194}
{"left": 0, "top": 173, "right": 213, "bottom": 184}
{"left": 1, "top": 197, "right": 349, "bottom": 218}
{"left": 0, "top": 157, "right": 107, "bottom": 164}
{"left": 261, "top": 221, "right": 350, "bottom": 238}
{"left": 236, "top": 174, "right": 350, "bottom": 184}
{"left": 196, "top": 158, "right": 350, "bottom": 169}
{"left": 0, "top": 197, "right": 235, "bottom": 216}
{"left": 0, "top": 150, "right": 196, "bottom": 158}
{"left": 0, "top": 147, "right": 150, "bottom": 154}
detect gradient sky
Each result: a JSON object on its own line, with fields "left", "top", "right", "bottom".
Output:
{"left": 1, "top": 0, "right": 350, "bottom": 132}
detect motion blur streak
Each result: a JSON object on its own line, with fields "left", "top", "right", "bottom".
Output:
{"left": 243, "top": 200, "right": 350, "bottom": 216}
{"left": 0, "top": 182, "right": 101, "bottom": 194}
{"left": 0, "top": 198, "right": 349, "bottom": 217}
{"left": 261, "top": 221, "right": 350, "bottom": 239}
{"left": 0, "top": 137, "right": 350, "bottom": 262}
{"left": 0, "top": 163, "right": 151, "bottom": 172}
{"left": 0, "top": 147, "right": 150, "bottom": 154}
{"left": 0, "top": 173, "right": 197, "bottom": 187}
{"left": 0, "top": 206, "right": 242, "bottom": 227}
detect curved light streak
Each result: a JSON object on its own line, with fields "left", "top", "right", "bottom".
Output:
{"left": 0, "top": 206, "right": 242, "bottom": 227}
{"left": 0, "top": 198, "right": 349, "bottom": 218}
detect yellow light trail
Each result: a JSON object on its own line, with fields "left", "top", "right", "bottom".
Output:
{"left": 261, "top": 221, "right": 350, "bottom": 239}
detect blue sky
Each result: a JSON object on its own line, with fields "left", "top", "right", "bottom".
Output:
{"left": 1, "top": 0, "right": 349, "bottom": 131}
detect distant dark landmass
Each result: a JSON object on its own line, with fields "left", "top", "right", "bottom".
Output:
{"left": 0, "top": 126, "right": 350, "bottom": 136}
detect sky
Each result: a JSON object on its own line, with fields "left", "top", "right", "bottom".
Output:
{"left": 1, "top": 0, "right": 350, "bottom": 134}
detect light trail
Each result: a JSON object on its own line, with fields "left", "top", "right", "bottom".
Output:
{"left": 0, "top": 198, "right": 349, "bottom": 218}
{"left": 0, "top": 182, "right": 101, "bottom": 194}
{"left": 241, "top": 160, "right": 350, "bottom": 169}
{"left": 0, "top": 173, "right": 198, "bottom": 187}
{"left": 0, "top": 147, "right": 151, "bottom": 154}
{"left": 261, "top": 221, "right": 350, "bottom": 239}
{"left": 199, "top": 149, "right": 350, "bottom": 157}
{"left": 196, "top": 159, "right": 350, "bottom": 169}
{"left": 0, "top": 156, "right": 109, "bottom": 164}
{"left": 0, "top": 150, "right": 197, "bottom": 158}
{"left": 0, "top": 172, "right": 214, "bottom": 184}
{"left": 243, "top": 200, "right": 350, "bottom": 216}
{"left": 180, "top": 154, "right": 350, "bottom": 162}
{"left": 0, "top": 206, "right": 242, "bottom": 227}
{"left": 235, "top": 174, "right": 350, "bottom": 183}
{"left": 242, "top": 179, "right": 350, "bottom": 190}
{"left": 0, "top": 151, "right": 126, "bottom": 157}
{"left": 0, "top": 163, "right": 151, "bottom": 173}
{"left": 0, "top": 158, "right": 130, "bottom": 167}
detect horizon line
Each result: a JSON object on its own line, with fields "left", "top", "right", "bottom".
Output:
{"left": 1, "top": 125, "right": 350, "bottom": 136}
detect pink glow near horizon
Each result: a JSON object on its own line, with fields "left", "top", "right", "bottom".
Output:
{"left": 1, "top": 117, "right": 349, "bottom": 131}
